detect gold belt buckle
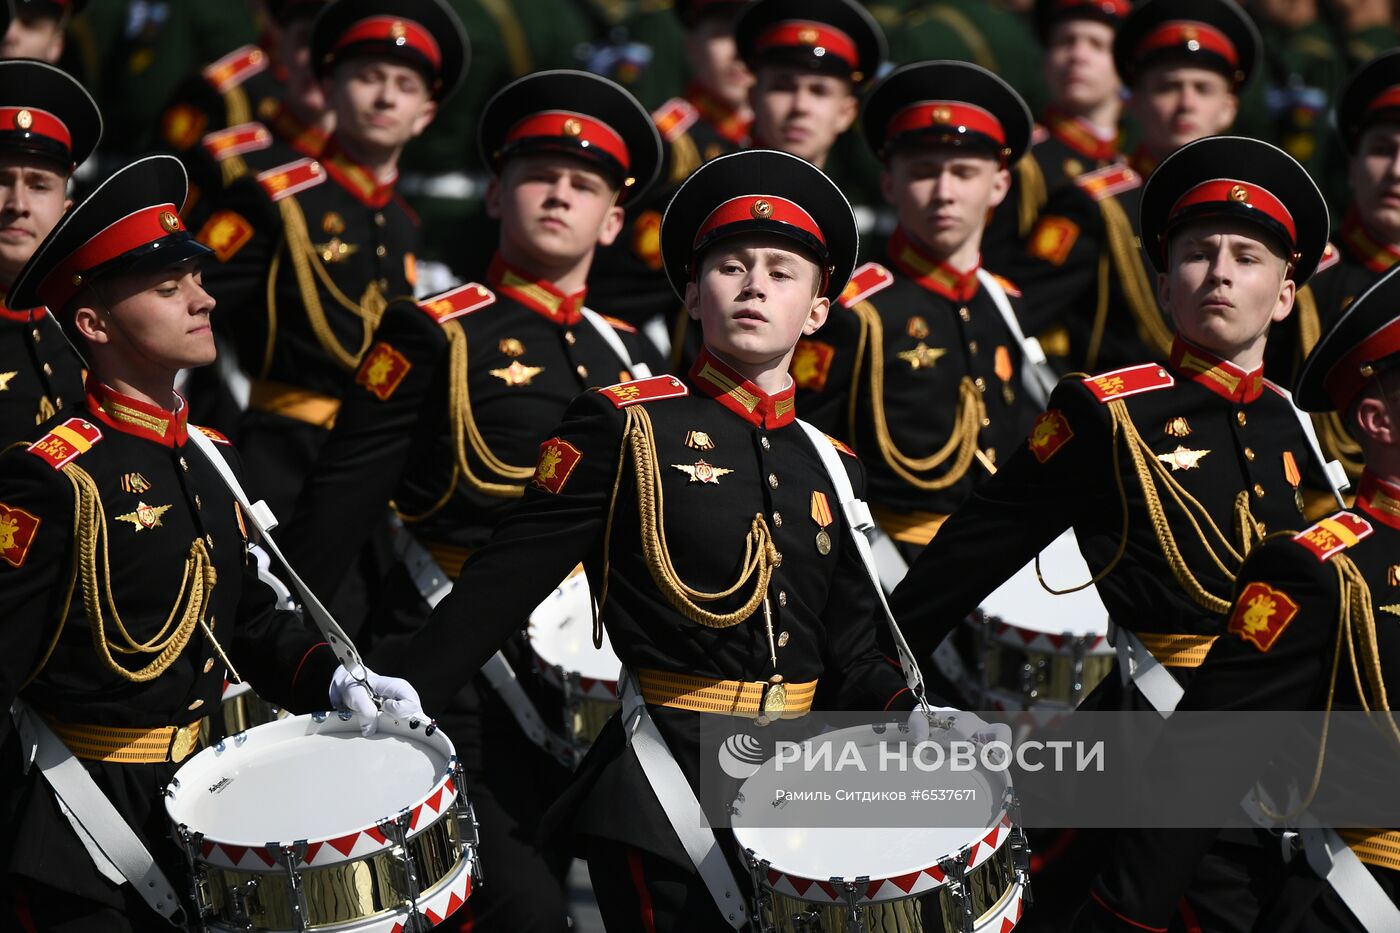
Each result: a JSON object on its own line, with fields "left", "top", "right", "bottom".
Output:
{"left": 170, "top": 722, "right": 199, "bottom": 763}
{"left": 756, "top": 676, "right": 786, "bottom": 727}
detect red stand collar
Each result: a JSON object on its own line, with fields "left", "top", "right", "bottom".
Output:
{"left": 318, "top": 140, "right": 397, "bottom": 209}
{"left": 263, "top": 98, "right": 332, "bottom": 160}
{"left": 887, "top": 227, "right": 980, "bottom": 303}
{"left": 1128, "top": 144, "right": 1159, "bottom": 179}
{"left": 487, "top": 254, "right": 587, "bottom": 326}
{"left": 1357, "top": 473, "right": 1400, "bottom": 532}
{"left": 1043, "top": 106, "right": 1118, "bottom": 162}
{"left": 1169, "top": 338, "right": 1265, "bottom": 404}
{"left": 1339, "top": 207, "right": 1400, "bottom": 275}
{"left": 690, "top": 347, "right": 797, "bottom": 429}
{"left": 0, "top": 294, "right": 43, "bottom": 322}
{"left": 686, "top": 81, "right": 753, "bottom": 146}
{"left": 86, "top": 380, "right": 188, "bottom": 447}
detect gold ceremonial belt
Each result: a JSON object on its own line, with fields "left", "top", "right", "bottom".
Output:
{"left": 869, "top": 504, "right": 949, "bottom": 547}
{"left": 423, "top": 539, "right": 474, "bottom": 579}
{"left": 47, "top": 718, "right": 204, "bottom": 764}
{"left": 248, "top": 379, "right": 340, "bottom": 428}
{"left": 1135, "top": 632, "right": 1217, "bottom": 668}
{"left": 1338, "top": 829, "right": 1400, "bottom": 872}
{"left": 637, "top": 668, "right": 816, "bottom": 721}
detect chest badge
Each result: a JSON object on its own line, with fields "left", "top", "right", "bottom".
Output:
{"left": 321, "top": 211, "right": 345, "bottom": 235}
{"left": 906, "top": 316, "right": 929, "bottom": 339}
{"left": 684, "top": 430, "right": 715, "bottom": 451}
{"left": 1388, "top": 565, "right": 1400, "bottom": 588}
{"left": 1164, "top": 416, "right": 1192, "bottom": 438}
{"left": 1157, "top": 445, "right": 1209, "bottom": 471}
{"left": 811, "top": 490, "right": 833, "bottom": 556}
{"left": 672, "top": 459, "right": 733, "bottom": 484}
{"left": 121, "top": 472, "right": 151, "bottom": 494}
{"left": 499, "top": 338, "right": 525, "bottom": 357}
{"left": 1282, "top": 451, "right": 1303, "bottom": 512}
{"left": 116, "top": 501, "right": 173, "bottom": 532}
{"left": 490, "top": 360, "right": 544, "bottom": 386}
{"left": 897, "top": 342, "right": 946, "bottom": 370}
{"left": 0, "top": 371, "right": 15, "bottom": 391}
{"left": 1380, "top": 604, "right": 1400, "bottom": 619}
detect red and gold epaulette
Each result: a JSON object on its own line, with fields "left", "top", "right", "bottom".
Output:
{"left": 652, "top": 97, "right": 700, "bottom": 143}
{"left": 1074, "top": 162, "right": 1140, "bottom": 201}
{"left": 599, "top": 313, "right": 637, "bottom": 333}
{"left": 990, "top": 272, "right": 1021, "bottom": 298}
{"left": 1292, "top": 511, "right": 1373, "bottom": 562}
{"left": 597, "top": 375, "right": 688, "bottom": 408}
{"left": 839, "top": 262, "right": 894, "bottom": 308}
{"left": 1080, "top": 363, "right": 1173, "bottom": 402}
{"left": 202, "top": 122, "right": 272, "bottom": 162}
{"left": 202, "top": 44, "right": 269, "bottom": 95}
{"left": 417, "top": 283, "right": 495, "bottom": 325}
{"left": 255, "top": 158, "right": 326, "bottom": 201}
{"left": 193, "top": 425, "right": 231, "bottom": 445}
{"left": 826, "top": 434, "right": 856, "bottom": 457}
{"left": 26, "top": 417, "right": 103, "bottom": 470}
{"left": 1313, "top": 241, "right": 1340, "bottom": 275}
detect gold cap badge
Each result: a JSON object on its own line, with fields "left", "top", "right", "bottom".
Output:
{"left": 751, "top": 198, "right": 773, "bottom": 219}
{"left": 562, "top": 118, "right": 583, "bottom": 137}
{"left": 1229, "top": 184, "right": 1250, "bottom": 203}
{"left": 14, "top": 109, "right": 31, "bottom": 130}
{"left": 159, "top": 211, "right": 181, "bottom": 233}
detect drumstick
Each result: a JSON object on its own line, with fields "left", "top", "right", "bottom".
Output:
{"left": 763, "top": 596, "right": 777, "bottom": 667}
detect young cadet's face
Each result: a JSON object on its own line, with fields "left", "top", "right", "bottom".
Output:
{"left": 1044, "top": 19, "right": 1120, "bottom": 112}
{"left": 685, "top": 233, "right": 828, "bottom": 368}
{"left": 488, "top": 153, "right": 625, "bottom": 268}
{"left": 750, "top": 67, "right": 857, "bottom": 166}
{"left": 1129, "top": 64, "right": 1237, "bottom": 156}
{"left": 327, "top": 58, "right": 437, "bottom": 154}
{"left": 76, "top": 260, "right": 217, "bottom": 371}
{"left": 2, "top": 12, "right": 64, "bottom": 63}
{"left": 685, "top": 16, "right": 753, "bottom": 112}
{"left": 881, "top": 149, "right": 1009, "bottom": 260}
{"left": 1349, "top": 124, "right": 1400, "bottom": 244}
{"left": 277, "top": 18, "right": 328, "bottom": 123}
{"left": 0, "top": 156, "right": 70, "bottom": 286}
{"left": 1159, "top": 220, "right": 1294, "bottom": 359}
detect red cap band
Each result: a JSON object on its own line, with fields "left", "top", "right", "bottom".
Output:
{"left": 1136, "top": 20, "right": 1238, "bottom": 69}
{"left": 40, "top": 203, "right": 185, "bottom": 310}
{"left": 694, "top": 194, "right": 826, "bottom": 249}
{"left": 504, "top": 110, "right": 631, "bottom": 173}
{"left": 1169, "top": 179, "right": 1297, "bottom": 246}
{"left": 1325, "top": 319, "right": 1400, "bottom": 411}
{"left": 0, "top": 106, "right": 72, "bottom": 158}
{"left": 886, "top": 100, "right": 1006, "bottom": 148}
{"left": 333, "top": 15, "right": 441, "bottom": 72}
{"left": 754, "top": 20, "right": 858, "bottom": 71}
{"left": 1365, "top": 85, "right": 1400, "bottom": 117}
{"left": 1052, "top": 0, "right": 1130, "bottom": 17}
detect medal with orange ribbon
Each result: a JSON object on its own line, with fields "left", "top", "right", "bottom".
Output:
{"left": 811, "top": 490, "right": 833, "bottom": 556}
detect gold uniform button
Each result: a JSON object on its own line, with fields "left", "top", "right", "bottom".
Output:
{"left": 761, "top": 436, "right": 771, "bottom": 450}
{"left": 180, "top": 457, "right": 189, "bottom": 471}
{"left": 205, "top": 534, "right": 215, "bottom": 549}
{"left": 375, "top": 244, "right": 387, "bottom": 258}
{"left": 30, "top": 327, "right": 39, "bottom": 341}
{"left": 194, "top": 495, "right": 202, "bottom": 510}
{"left": 1253, "top": 483, "right": 1266, "bottom": 498}
{"left": 778, "top": 591, "right": 787, "bottom": 607}
{"left": 42, "top": 362, "right": 52, "bottom": 376}
{"left": 773, "top": 512, "right": 783, "bottom": 527}
{"left": 959, "top": 306, "right": 971, "bottom": 322}
{"left": 576, "top": 364, "right": 589, "bottom": 379}
{"left": 1244, "top": 447, "right": 1255, "bottom": 461}
{"left": 974, "top": 377, "right": 987, "bottom": 392}
{"left": 53, "top": 397, "right": 62, "bottom": 408}
{"left": 768, "top": 473, "right": 779, "bottom": 489}
{"left": 565, "top": 331, "right": 576, "bottom": 345}
{"left": 203, "top": 657, "right": 215, "bottom": 673}
{"left": 774, "top": 551, "right": 783, "bottom": 566}
{"left": 374, "top": 212, "right": 386, "bottom": 227}
{"left": 778, "top": 631, "right": 790, "bottom": 647}
{"left": 187, "top": 699, "right": 204, "bottom": 711}
{"left": 981, "top": 417, "right": 992, "bottom": 428}
{"left": 1236, "top": 411, "right": 1247, "bottom": 426}
{"left": 968, "top": 340, "right": 979, "bottom": 355}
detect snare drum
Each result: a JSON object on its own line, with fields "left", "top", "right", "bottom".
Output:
{"left": 967, "top": 531, "right": 1114, "bottom": 710}
{"left": 733, "top": 725, "right": 1029, "bottom": 932}
{"left": 199, "top": 681, "right": 283, "bottom": 748}
{"left": 167, "top": 713, "right": 479, "bottom": 932}
{"left": 529, "top": 572, "right": 622, "bottom": 750}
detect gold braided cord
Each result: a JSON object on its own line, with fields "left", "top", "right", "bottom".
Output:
{"left": 667, "top": 131, "right": 702, "bottom": 185}
{"left": 1014, "top": 153, "right": 1047, "bottom": 237}
{"left": 444, "top": 321, "right": 533, "bottom": 495}
{"left": 276, "top": 196, "right": 377, "bottom": 371}
{"left": 65, "top": 465, "right": 217, "bottom": 682}
{"left": 1036, "top": 411, "right": 1133, "bottom": 595}
{"left": 626, "top": 406, "right": 778, "bottom": 629}
{"left": 1296, "top": 285, "right": 1322, "bottom": 359}
{"left": 850, "top": 299, "right": 987, "bottom": 490}
{"left": 924, "top": 6, "right": 997, "bottom": 70}
{"left": 1084, "top": 249, "right": 1112, "bottom": 370}
{"left": 19, "top": 459, "right": 85, "bottom": 689}
{"left": 1315, "top": 410, "right": 1365, "bottom": 482}
{"left": 260, "top": 236, "right": 283, "bottom": 377}
{"left": 596, "top": 417, "right": 635, "bottom": 648}
{"left": 844, "top": 301, "right": 873, "bottom": 442}
{"left": 476, "top": 0, "right": 533, "bottom": 76}
{"left": 222, "top": 85, "right": 251, "bottom": 129}
{"left": 219, "top": 153, "right": 249, "bottom": 187}
{"left": 35, "top": 395, "right": 56, "bottom": 425}
{"left": 1099, "top": 196, "right": 1174, "bottom": 358}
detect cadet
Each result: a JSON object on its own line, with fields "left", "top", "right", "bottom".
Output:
{"left": 285, "top": 69, "right": 663, "bottom": 933}
{"left": 3, "top": 0, "right": 79, "bottom": 63}
{"left": 1075, "top": 265, "right": 1400, "bottom": 932}
{"left": 792, "top": 60, "right": 1043, "bottom": 574}
{"left": 377, "top": 149, "right": 916, "bottom": 930}
{"left": 195, "top": 0, "right": 466, "bottom": 517}
{"left": 0, "top": 154, "right": 421, "bottom": 930}
{"left": 0, "top": 60, "right": 99, "bottom": 444}
{"left": 1012, "top": 0, "right": 1259, "bottom": 373}
{"left": 982, "top": 0, "right": 1129, "bottom": 273}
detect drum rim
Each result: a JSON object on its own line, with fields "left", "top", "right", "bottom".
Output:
{"left": 973, "top": 611, "right": 1113, "bottom": 653}
{"left": 165, "top": 712, "right": 461, "bottom": 867}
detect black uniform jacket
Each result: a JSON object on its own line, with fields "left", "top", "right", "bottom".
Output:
{"left": 0, "top": 301, "right": 83, "bottom": 445}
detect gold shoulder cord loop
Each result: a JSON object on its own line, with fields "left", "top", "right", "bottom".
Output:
{"left": 1036, "top": 409, "right": 1132, "bottom": 595}
{"left": 1083, "top": 249, "right": 1112, "bottom": 371}
{"left": 23, "top": 464, "right": 222, "bottom": 687}
{"left": 277, "top": 196, "right": 381, "bottom": 371}
{"left": 1014, "top": 154, "right": 1048, "bottom": 238}
{"left": 35, "top": 395, "right": 56, "bottom": 425}
{"left": 223, "top": 84, "right": 251, "bottom": 129}
{"left": 667, "top": 131, "right": 702, "bottom": 185}
{"left": 1099, "top": 196, "right": 1174, "bottom": 359}
{"left": 624, "top": 406, "right": 779, "bottom": 630}
{"left": 851, "top": 299, "right": 987, "bottom": 490}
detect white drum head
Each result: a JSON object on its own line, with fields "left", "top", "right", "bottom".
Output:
{"left": 529, "top": 573, "right": 622, "bottom": 683}
{"left": 166, "top": 713, "right": 454, "bottom": 848}
{"left": 977, "top": 530, "right": 1110, "bottom": 641}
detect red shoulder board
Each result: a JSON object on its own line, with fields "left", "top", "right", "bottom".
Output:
{"left": 255, "top": 158, "right": 326, "bottom": 201}
{"left": 826, "top": 434, "right": 856, "bottom": 457}
{"left": 417, "top": 283, "right": 495, "bottom": 325}
{"left": 839, "top": 262, "right": 895, "bottom": 308}
{"left": 202, "top": 45, "right": 269, "bottom": 95}
{"left": 202, "top": 122, "right": 272, "bottom": 162}
{"left": 1292, "top": 511, "right": 1373, "bottom": 562}
{"left": 27, "top": 417, "right": 103, "bottom": 470}
{"left": 652, "top": 97, "right": 700, "bottom": 143}
{"left": 1074, "top": 163, "right": 1140, "bottom": 201}
{"left": 193, "top": 425, "right": 231, "bottom": 445}
{"left": 990, "top": 272, "right": 1021, "bottom": 298}
{"left": 597, "top": 375, "right": 688, "bottom": 408}
{"left": 599, "top": 313, "right": 637, "bottom": 333}
{"left": 1313, "top": 241, "right": 1340, "bottom": 275}
{"left": 1081, "top": 363, "right": 1174, "bottom": 402}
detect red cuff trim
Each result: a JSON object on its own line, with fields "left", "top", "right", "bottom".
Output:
{"left": 883, "top": 686, "right": 911, "bottom": 712}
{"left": 1090, "top": 890, "right": 1168, "bottom": 932}
{"left": 293, "top": 641, "right": 331, "bottom": 687}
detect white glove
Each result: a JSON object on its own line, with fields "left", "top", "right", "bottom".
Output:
{"left": 907, "top": 706, "right": 1012, "bottom": 750}
{"left": 329, "top": 665, "right": 425, "bottom": 737}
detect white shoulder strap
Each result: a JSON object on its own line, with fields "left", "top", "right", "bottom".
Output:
{"left": 795, "top": 419, "right": 926, "bottom": 698}
{"left": 1264, "top": 380, "right": 1349, "bottom": 509}
{"left": 976, "top": 269, "right": 1056, "bottom": 408}
{"left": 581, "top": 308, "right": 652, "bottom": 379}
